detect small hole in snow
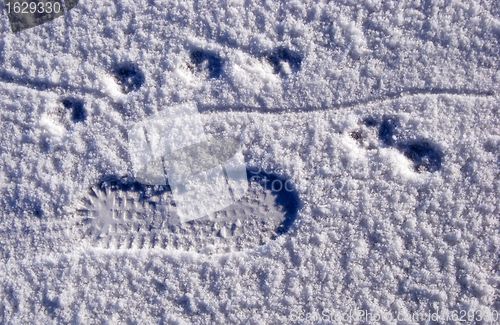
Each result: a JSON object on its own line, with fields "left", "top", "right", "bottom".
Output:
{"left": 267, "top": 47, "right": 302, "bottom": 74}
{"left": 398, "top": 140, "right": 443, "bottom": 173}
{"left": 378, "top": 115, "right": 400, "bottom": 146}
{"left": 363, "top": 116, "right": 378, "bottom": 127}
{"left": 62, "top": 97, "right": 86, "bottom": 123}
{"left": 113, "top": 62, "right": 145, "bottom": 93}
{"left": 190, "top": 49, "right": 224, "bottom": 79}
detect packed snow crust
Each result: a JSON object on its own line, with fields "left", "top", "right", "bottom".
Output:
{"left": 0, "top": 0, "right": 498, "bottom": 323}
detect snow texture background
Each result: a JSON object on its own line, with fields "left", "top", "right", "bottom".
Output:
{"left": 0, "top": 0, "right": 498, "bottom": 323}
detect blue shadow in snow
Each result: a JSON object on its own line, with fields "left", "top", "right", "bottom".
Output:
{"left": 378, "top": 115, "right": 401, "bottom": 146}
{"left": 112, "top": 62, "right": 145, "bottom": 93}
{"left": 398, "top": 140, "right": 443, "bottom": 173}
{"left": 267, "top": 47, "right": 302, "bottom": 74}
{"left": 62, "top": 97, "right": 86, "bottom": 123}
{"left": 246, "top": 167, "right": 302, "bottom": 237}
{"left": 97, "top": 175, "right": 171, "bottom": 200}
{"left": 190, "top": 49, "right": 224, "bottom": 79}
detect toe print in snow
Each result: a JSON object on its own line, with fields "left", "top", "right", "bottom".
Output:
{"left": 75, "top": 169, "right": 301, "bottom": 253}
{"left": 75, "top": 176, "right": 172, "bottom": 248}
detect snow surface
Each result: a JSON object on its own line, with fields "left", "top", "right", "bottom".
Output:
{"left": 0, "top": 0, "right": 499, "bottom": 323}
